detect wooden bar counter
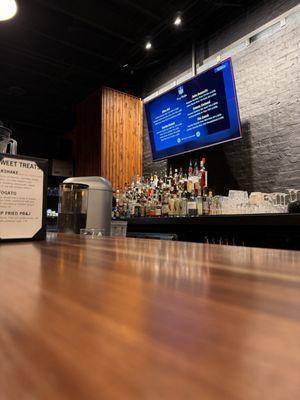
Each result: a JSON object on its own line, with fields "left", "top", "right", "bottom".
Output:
{"left": 0, "top": 234, "right": 300, "bottom": 399}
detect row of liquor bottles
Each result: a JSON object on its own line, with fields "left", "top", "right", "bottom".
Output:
{"left": 112, "top": 158, "right": 214, "bottom": 218}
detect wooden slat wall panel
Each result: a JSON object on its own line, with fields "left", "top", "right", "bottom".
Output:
{"left": 74, "top": 91, "right": 101, "bottom": 176}
{"left": 101, "top": 87, "right": 142, "bottom": 189}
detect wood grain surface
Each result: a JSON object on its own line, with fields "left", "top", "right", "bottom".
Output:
{"left": 0, "top": 234, "right": 300, "bottom": 399}
{"left": 101, "top": 87, "right": 142, "bottom": 189}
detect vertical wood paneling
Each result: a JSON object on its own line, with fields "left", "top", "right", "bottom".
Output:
{"left": 101, "top": 87, "right": 142, "bottom": 189}
{"left": 73, "top": 87, "right": 142, "bottom": 188}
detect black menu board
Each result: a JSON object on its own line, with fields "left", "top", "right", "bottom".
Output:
{"left": 0, "top": 153, "right": 47, "bottom": 241}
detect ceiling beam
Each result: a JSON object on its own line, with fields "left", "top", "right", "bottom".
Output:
{"left": 6, "top": 118, "right": 67, "bottom": 133}
{"left": 109, "top": 0, "right": 180, "bottom": 66}
{"left": 0, "top": 39, "right": 105, "bottom": 81}
{"left": 18, "top": 24, "right": 113, "bottom": 63}
{"left": 110, "top": 0, "right": 161, "bottom": 22}
{"left": 32, "top": 0, "right": 135, "bottom": 44}
{"left": 0, "top": 58, "right": 90, "bottom": 93}
{"left": 204, "top": 0, "right": 243, "bottom": 7}
{"left": 111, "top": 0, "right": 202, "bottom": 72}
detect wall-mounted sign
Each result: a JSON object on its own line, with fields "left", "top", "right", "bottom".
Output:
{"left": 0, "top": 154, "right": 47, "bottom": 240}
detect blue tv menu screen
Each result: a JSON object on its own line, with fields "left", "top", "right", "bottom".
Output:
{"left": 144, "top": 58, "right": 242, "bottom": 161}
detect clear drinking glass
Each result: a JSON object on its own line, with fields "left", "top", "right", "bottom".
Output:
{"left": 270, "top": 193, "right": 288, "bottom": 213}
{"left": 80, "top": 228, "right": 104, "bottom": 237}
{"left": 287, "top": 189, "right": 300, "bottom": 203}
{"left": 58, "top": 183, "right": 89, "bottom": 234}
{"left": 228, "top": 190, "right": 248, "bottom": 203}
{"left": 211, "top": 196, "right": 222, "bottom": 215}
{"left": 220, "top": 196, "right": 230, "bottom": 214}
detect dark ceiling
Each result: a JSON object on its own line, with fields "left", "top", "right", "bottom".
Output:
{"left": 0, "top": 0, "right": 263, "bottom": 135}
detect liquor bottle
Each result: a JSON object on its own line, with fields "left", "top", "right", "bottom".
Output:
{"left": 149, "top": 198, "right": 156, "bottom": 217}
{"left": 193, "top": 160, "right": 199, "bottom": 177}
{"left": 183, "top": 173, "right": 188, "bottom": 191}
{"left": 179, "top": 167, "right": 183, "bottom": 182}
{"left": 168, "top": 194, "right": 175, "bottom": 217}
{"left": 161, "top": 193, "right": 169, "bottom": 217}
{"left": 123, "top": 195, "right": 129, "bottom": 219}
{"left": 187, "top": 191, "right": 197, "bottom": 216}
{"left": 163, "top": 173, "right": 168, "bottom": 183}
{"left": 202, "top": 188, "right": 209, "bottom": 215}
{"left": 170, "top": 178, "right": 174, "bottom": 193}
{"left": 129, "top": 195, "right": 136, "bottom": 218}
{"left": 200, "top": 158, "right": 208, "bottom": 189}
{"left": 187, "top": 175, "right": 194, "bottom": 193}
{"left": 188, "top": 159, "right": 193, "bottom": 177}
{"left": 153, "top": 172, "right": 159, "bottom": 188}
{"left": 155, "top": 197, "right": 162, "bottom": 217}
{"left": 159, "top": 176, "right": 164, "bottom": 189}
{"left": 196, "top": 191, "right": 203, "bottom": 216}
{"left": 145, "top": 197, "right": 151, "bottom": 217}
{"left": 180, "top": 191, "right": 188, "bottom": 217}
{"left": 194, "top": 177, "right": 200, "bottom": 193}
{"left": 187, "top": 160, "right": 194, "bottom": 193}
{"left": 147, "top": 185, "right": 153, "bottom": 198}
{"left": 207, "top": 190, "right": 214, "bottom": 215}
{"left": 168, "top": 165, "right": 173, "bottom": 186}
{"left": 173, "top": 193, "right": 180, "bottom": 217}
{"left": 136, "top": 175, "right": 141, "bottom": 193}
{"left": 140, "top": 197, "right": 145, "bottom": 217}
{"left": 134, "top": 196, "right": 141, "bottom": 217}
{"left": 174, "top": 169, "right": 179, "bottom": 184}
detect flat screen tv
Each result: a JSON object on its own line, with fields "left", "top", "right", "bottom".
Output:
{"left": 144, "top": 58, "right": 242, "bottom": 161}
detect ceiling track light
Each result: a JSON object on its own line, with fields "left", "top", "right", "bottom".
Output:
{"left": 0, "top": 0, "right": 17, "bottom": 21}
{"left": 174, "top": 12, "right": 182, "bottom": 26}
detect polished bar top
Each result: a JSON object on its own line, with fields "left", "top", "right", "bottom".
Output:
{"left": 1, "top": 234, "right": 300, "bottom": 399}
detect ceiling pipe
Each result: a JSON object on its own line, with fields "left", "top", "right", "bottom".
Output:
{"left": 33, "top": 0, "right": 135, "bottom": 44}
{"left": 192, "top": 40, "right": 197, "bottom": 77}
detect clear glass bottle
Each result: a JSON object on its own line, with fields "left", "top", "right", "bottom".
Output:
{"left": 155, "top": 194, "right": 162, "bottom": 217}
{"left": 202, "top": 188, "right": 209, "bottom": 215}
{"left": 196, "top": 192, "right": 203, "bottom": 216}
{"left": 187, "top": 177, "right": 194, "bottom": 193}
{"left": 179, "top": 167, "right": 183, "bottom": 182}
{"left": 200, "top": 157, "right": 208, "bottom": 189}
{"left": 174, "top": 169, "right": 179, "bottom": 185}
{"left": 207, "top": 190, "right": 214, "bottom": 215}
{"left": 180, "top": 191, "right": 188, "bottom": 217}
{"left": 168, "top": 194, "right": 175, "bottom": 217}
{"left": 193, "top": 160, "right": 199, "bottom": 177}
{"left": 149, "top": 198, "right": 156, "bottom": 217}
{"left": 187, "top": 191, "right": 197, "bottom": 217}
{"left": 162, "top": 193, "right": 169, "bottom": 217}
{"left": 129, "top": 195, "right": 136, "bottom": 218}
{"left": 145, "top": 198, "right": 151, "bottom": 217}
{"left": 173, "top": 194, "right": 180, "bottom": 217}
{"left": 188, "top": 159, "right": 193, "bottom": 177}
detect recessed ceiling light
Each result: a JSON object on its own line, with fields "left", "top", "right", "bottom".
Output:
{"left": 174, "top": 16, "right": 182, "bottom": 26}
{"left": 145, "top": 41, "right": 152, "bottom": 50}
{"left": 0, "top": 0, "right": 17, "bottom": 21}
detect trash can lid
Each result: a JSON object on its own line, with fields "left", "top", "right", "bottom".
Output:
{"left": 63, "top": 176, "right": 112, "bottom": 191}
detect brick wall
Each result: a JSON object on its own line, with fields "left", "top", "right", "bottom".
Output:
{"left": 142, "top": 0, "right": 300, "bottom": 193}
